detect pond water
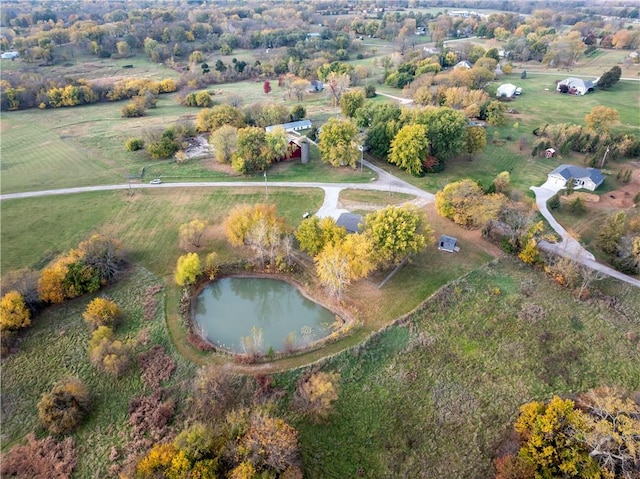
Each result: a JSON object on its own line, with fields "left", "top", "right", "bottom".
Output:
{"left": 193, "top": 277, "right": 336, "bottom": 353}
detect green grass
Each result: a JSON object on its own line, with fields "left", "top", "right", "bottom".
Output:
{"left": 1, "top": 188, "right": 325, "bottom": 277}
{"left": 0, "top": 267, "right": 197, "bottom": 478}
{"left": 284, "top": 258, "right": 640, "bottom": 478}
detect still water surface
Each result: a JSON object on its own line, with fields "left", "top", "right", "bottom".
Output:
{"left": 194, "top": 277, "right": 335, "bottom": 353}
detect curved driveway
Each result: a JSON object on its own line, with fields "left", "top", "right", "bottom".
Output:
{"left": 531, "top": 181, "right": 640, "bottom": 288}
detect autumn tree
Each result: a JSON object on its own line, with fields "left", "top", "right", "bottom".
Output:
{"left": 493, "top": 171, "right": 511, "bottom": 193}
{"left": 363, "top": 205, "right": 432, "bottom": 268}
{"left": 485, "top": 100, "right": 507, "bottom": 126}
{"left": 175, "top": 253, "right": 202, "bottom": 287}
{"left": 210, "top": 125, "right": 238, "bottom": 164}
{"left": 242, "top": 411, "right": 299, "bottom": 472}
{"left": 318, "top": 118, "right": 359, "bottom": 168}
{"left": 325, "top": 72, "right": 350, "bottom": 107}
{"left": 179, "top": 219, "right": 207, "bottom": 249}
{"left": 294, "top": 371, "right": 341, "bottom": 421}
{"left": 315, "top": 233, "right": 374, "bottom": 298}
{"left": 196, "top": 104, "right": 245, "bottom": 132}
{"left": 585, "top": 105, "right": 619, "bottom": 135}
{"left": 82, "top": 297, "right": 122, "bottom": 329}
{"left": 264, "top": 126, "right": 293, "bottom": 162}
{"left": 38, "top": 378, "right": 90, "bottom": 435}
{"left": 463, "top": 126, "right": 487, "bottom": 157}
{"left": 291, "top": 78, "right": 310, "bottom": 102}
{"left": 0, "top": 290, "right": 31, "bottom": 331}
{"left": 225, "top": 204, "right": 289, "bottom": 268}
{"left": 263, "top": 80, "right": 271, "bottom": 95}
{"left": 295, "top": 216, "right": 347, "bottom": 256}
{"left": 577, "top": 387, "right": 640, "bottom": 478}
{"left": 37, "top": 249, "right": 101, "bottom": 304}
{"left": 88, "top": 326, "right": 130, "bottom": 377}
{"left": 513, "top": 396, "right": 601, "bottom": 478}
{"left": 435, "top": 179, "right": 506, "bottom": 228}
{"left": 388, "top": 124, "right": 430, "bottom": 176}
{"left": 339, "top": 89, "right": 365, "bottom": 118}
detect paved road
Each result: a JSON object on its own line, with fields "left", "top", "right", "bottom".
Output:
{"left": 531, "top": 182, "right": 640, "bottom": 288}
{"left": 2, "top": 168, "right": 637, "bottom": 288}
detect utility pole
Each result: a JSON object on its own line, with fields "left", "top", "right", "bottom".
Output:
{"left": 264, "top": 169, "right": 268, "bottom": 200}
{"left": 600, "top": 145, "right": 610, "bottom": 168}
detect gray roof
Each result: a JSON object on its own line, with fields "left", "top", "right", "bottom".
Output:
{"left": 550, "top": 164, "right": 604, "bottom": 185}
{"left": 265, "top": 119, "right": 312, "bottom": 133}
{"left": 438, "top": 235, "right": 458, "bottom": 251}
{"left": 559, "top": 77, "right": 594, "bottom": 90}
{"left": 336, "top": 213, "right": 363, "bottom": 234}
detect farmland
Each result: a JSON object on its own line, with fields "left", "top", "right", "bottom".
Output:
{"left": 2, "top": 1, "right": 640, "bottom": 477}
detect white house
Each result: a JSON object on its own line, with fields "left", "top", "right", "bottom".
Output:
{"left": 496, "top": 83, "right": 517, "bottom": 98}
{"left": 556, "top": 77, "right": 595, "bottom": 95}
{"left": 547, "top": 164, "right": 605, "bottom": 191}
{"left": 265, "top": 119, "right": 312, "bottom": 133}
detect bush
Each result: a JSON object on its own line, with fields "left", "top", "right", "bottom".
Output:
{"left": 364, "top": 84, "right": 376, "bottom": 98}
{"left": 125, "top": 137, "right": 144, "bottom": 151}
{"left": 83, "top": 297, "right": 122, "bottom": 329}
{"left": 88, "top": 326, "right": 131, "bottom": 376}
{"left": 0, "top": 290, "right": 31, "bottom": 331}
{"left": 37, "top": 378, "right": 90, "bottom": 435}
{"left": 293, "top": 371, "right": 341, "bottom": 421}
{"left": 0, "top": 434, "right": 77, "bottom": 478}
{"left": 548, "top": 193, "right": 560, "bottom": 210}
{"left": 138, "top": 345, "right": 176, "bottom": 389}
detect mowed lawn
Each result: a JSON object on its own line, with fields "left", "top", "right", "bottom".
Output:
{"left": 0, "top": 188, "right": 325, "bottom": 276}
{"left": 287, "top": 258, "right": 640, "bottom": 479}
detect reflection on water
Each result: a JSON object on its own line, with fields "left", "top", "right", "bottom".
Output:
{"left": 194, "top": 278, "right": 335, "bottom": 353}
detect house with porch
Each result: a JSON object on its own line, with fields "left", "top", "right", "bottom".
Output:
{"left": 547, "top": 164, "right": 605, "bottom": 191}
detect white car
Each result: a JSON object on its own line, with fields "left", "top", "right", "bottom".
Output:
{"left": 149, "top": 179, "right": 162, "bottom": 184}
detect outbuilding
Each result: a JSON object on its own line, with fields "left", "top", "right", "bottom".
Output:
{"left": 556, "top": 77, "right": 595, "bottom": 96}
{"left": 438, "top": 235, "right": 459, "bottom": 253}
{"left": 336, "top": 213, "right": 363, "bottom": 234}
{"left": 496, "top": 83, "right": 518, "bottom": 99}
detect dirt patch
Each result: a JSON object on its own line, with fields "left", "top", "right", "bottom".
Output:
{"left": 594, "top": 164, "right": 640, "bottom": 210}
{"left": 184, "top": 134, "right": 210, "bottom": 159}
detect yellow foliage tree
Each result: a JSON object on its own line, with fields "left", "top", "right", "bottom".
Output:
{"left": 315, "top": 233, "right": 374, "bottom": 298}
{"left": 295, "top": 371, "right": 341, "bottom": 421}
{"left": 0, "top": 290, "right": 31, "bottom": 331}
{"left": 37, "top": 255, "right": 74, "bottom": 303}
{"left": 175, "top": 253, "right": 202, "bottom": 287}
{"left": 82, "top": 297, "right": 122, "bottom": 329}
{"left": 179, "top": 219, "right": 207, "bottom": 249}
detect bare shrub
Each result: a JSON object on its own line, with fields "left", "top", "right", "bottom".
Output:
{"left": 518, "top": 302, "right": 546, "bottom": 323}
{"left": 0, "top": 433, "right": 77, "bottom": 479}
{"left": 137, "top": 345, "right": 176, "bottom": 390}
{"left": 191, "top": 366, "right": 251, "bottom": 423}
{"left": 128, "top": 389, "right": 175, "bottom": 441}
{"left": 142, "top": 284, "right": 163, "bottom": 321}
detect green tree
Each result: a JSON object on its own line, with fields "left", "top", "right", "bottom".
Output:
{"left": 585, "top": 106, "right": 619, "bottom": 135}
{"left": 406, "top": 106, "right": 468, "bottom": 162}
{"left": 388, "top": 124, "right": 430, "bottom": 176}
{"left": 355, "top": 103, "right": 402, "bottom": 157}
{"left": 82, "top": 297, "right": 122, "bottom": 329}
{"left": 295, "top": 216, "right": 347, "bottom": 256}
{"left": 196, "top": 104, "right": 245, "bottom": 132}
{"left": 596, "top": 211, "right": 626, "bottom": 256}
{"left": 37, "top": 378, "right": 90, "bottom": 435}
{"left": 233, "top": 126, "right": 268, "bottom": 174}
{"left": 318, "top": 118, "right": 359, "bottom": 168}
{"left": 265, "top": 127, "right": 293, "bottom": 162}
{"left": 339, "top": 90, "right": 365, "bottom": 118}
{"left": 175, "top": 253, "right": 202, "bottom": 287}
{"left": 597, "top": 66, "right": 622, "bottom": 89}
{"left": 363, "top": 205, "right": 433, "bottom": 267}
{"left": 0, "top": 291, "right": 31, "bottom": 331}
{"left": 485, "top": 100, "right": 507, "bottom": 126}
{"left": 463, "top": 126, "right": 487, "bottom": 157}
{"left": 210, "top": 125, "right": 238, "bottom": 164}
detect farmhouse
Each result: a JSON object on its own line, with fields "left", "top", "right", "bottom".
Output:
{"left": 556, "top": 77, "right": 595, "bottom": 95}
{"left": 547, "top": 164, "right": 605, "bottom": 191}
{"left": 265, "top": 119, "right": 312, "bottom": 133}
{"left": 336, "top": 213, "right": 363, "bottom": 234}
{"left": 496, "top": 83, "right": 517, "bottom": 98}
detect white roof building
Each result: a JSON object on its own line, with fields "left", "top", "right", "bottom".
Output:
{"left": 496, "top": 83, "right": 517, "bottom": 98}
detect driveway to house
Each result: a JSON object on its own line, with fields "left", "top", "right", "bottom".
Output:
{"left": 376, "top": 92, "right": 414, "bottom": 105}
{"left": 530, "top": 181, "right": 640, "bottom": 288}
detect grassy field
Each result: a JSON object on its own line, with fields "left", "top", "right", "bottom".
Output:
{"left": 284, "top": 258, "right": 640, "bottom": 479}
{"left": 0, "top": 267, "right": 197, "bottom": 478}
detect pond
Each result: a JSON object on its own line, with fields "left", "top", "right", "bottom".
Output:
{"left": 193, "top": 277, "right": 337, "bottom": 354}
